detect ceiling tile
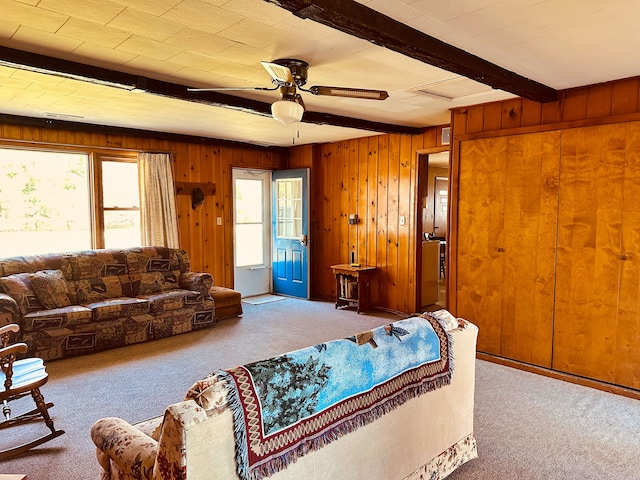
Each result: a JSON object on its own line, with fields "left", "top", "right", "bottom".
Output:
{"left": 360, "top": 0, "right": 423, "bottom": 22}
{"left": 164, "top": 27, "right": 235, "bottom": 56}
{"left": 108, "top": 7, "right": 185, "bottom": 42}
{"left": 220, "top": 0, "right": 292, "bottom": 26}
{"left": 217, "top": 18, "right": 288, "bottom": 48}
{"left": 449, "top": 5, "right": 522, "bottom": 37}
{"left": 38, "top": 0, "right": 124, "bottom": 25}
{"left": 161, "top": 0, "right": 244, "bottom": 34}
{"left": 123, "top": 55, "right": 185, "bottom": 78}
{"left": 10, "top": 25, "right": 82, "bottom": 54}
{"left": 0, "top": 21, "right": 19, "bottom": 39}
{"left": 57, "top": 17, "right": 131, "bottom": 49}
{"left": 71, "top": 42, "right": 137, "bottom": 68}
{"left": 117, "top": 35, "right": 184, "bottom": 61}
{"left": 3, "top": 0, "right": 68, "bottom": 33}
{"left": 167, "top": 50, "right": 227, "bottom": 72}
{"left": 111, "top": 0, "right": 182, "bottom": 16}
{"left": 522, "top": 0, "right": 605, "bottom": 28}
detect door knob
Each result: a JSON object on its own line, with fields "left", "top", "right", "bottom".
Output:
{"left": 300, "top": 234, "right": 308, "bottom": 246}
{"left": 619, "top": 254, "right": 627, "bottom": 260}
{"left": 496, "top": 247, "right": 505, "bottom": 252}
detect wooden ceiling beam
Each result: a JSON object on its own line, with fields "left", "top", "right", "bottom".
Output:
{"left": 0, "top": 46, "right": 423, "bottom": 136}
{"left": 267, "top": 0, "right": 558, "bottom": 103}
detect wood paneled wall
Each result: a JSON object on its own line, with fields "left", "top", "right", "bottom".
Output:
{"left": 0, "top": 123, "right": 287, "bottom": 289}
{"left": 452, "top": 76, "right": 640, "bottom": 137}
{"left": 449, "top": 75, "right": 640, "bottom": 315}
{"left": 291, "top": 127, "right": 446, "bottom": 313}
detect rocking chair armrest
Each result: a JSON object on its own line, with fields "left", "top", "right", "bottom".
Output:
{"left": 91, "top": 417, "right": 158, "bottom": 480}
{"left": 0, "top": 342, "right": 28, "bottom": 357}
{"left": 0, "top": 323, "right": 20, "bottom": 336}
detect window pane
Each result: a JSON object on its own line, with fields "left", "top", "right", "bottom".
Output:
{"left": 103, "top": 161, "right": 139, "bottom": 208}
{"left": 104, "top": 210, "right": 141, "bottom": 248}
{"left": 235, "top": 223, "right": 264, "bottom": 266}
{"left": 0, "top": 148, "right": 91, "bottom": 256}
{"left": 235, "top": 179, "right": 263, "bottom": 223}
{"left": 276, "top": 178, "right": 302, "bottom": 238}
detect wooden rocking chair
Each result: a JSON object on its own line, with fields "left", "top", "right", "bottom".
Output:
{"left": 0, "top": 324, "right": 64, "bottom": 460}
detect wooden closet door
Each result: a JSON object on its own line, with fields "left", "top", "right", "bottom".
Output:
{"left": 617, "top": 122, "right": 640, "bottom": 389}
{"left": 553, "top": 124, "right": 626, "bottom": 384}
{"left": 499, "top": 132, "right": 560, "bottom": 366}
{"left": 457, "top": 137, "right": 507, "bottom": 355}
{"left": 457, "top": 132, "right": 560, "bottom": 366}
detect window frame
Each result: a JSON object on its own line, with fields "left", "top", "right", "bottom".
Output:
{"left": 91, "top": 152, "right": 139, "bottom": 249}
{"left": 0, "top": 141, "right": 139, "bottom": 252}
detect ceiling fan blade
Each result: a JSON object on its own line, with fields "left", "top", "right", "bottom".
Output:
{"left": 187, "top": 86, "right": 277, "bottom": 92}
{"left": 308, "top": 86, "right": 389, "bottom": 100}
{"left": 261, "top": 61, "right": 294, "bottom": 85}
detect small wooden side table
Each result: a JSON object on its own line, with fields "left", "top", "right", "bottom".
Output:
{"left": 330, "top": 264, "right": 376, "bottom": 314}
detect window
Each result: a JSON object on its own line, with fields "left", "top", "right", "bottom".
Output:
{"left": 276, "top": 178, "right": 302, "bottom": 238}
{"left": 234, "top": 177, "right": 265, "bottom": 267}
{"left": 0, "top": 146, "right": 140, "bottom": 256}
{"left": 97, "top": 155, "right": 141, "bottom": 249}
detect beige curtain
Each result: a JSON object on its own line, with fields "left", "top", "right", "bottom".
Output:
{"left": 137, "top": 152, "right": 180, "bottom": 248}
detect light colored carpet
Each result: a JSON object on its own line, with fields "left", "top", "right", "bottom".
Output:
{"left": 2, "top": 298, "right": 639, "bottom": 480}
{"left": 242, "top": 294, "right": 286, "bottom": 305}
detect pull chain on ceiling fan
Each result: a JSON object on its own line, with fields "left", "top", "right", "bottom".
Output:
{"left": 188, "top": 58, "right": 389, "bottom": 125}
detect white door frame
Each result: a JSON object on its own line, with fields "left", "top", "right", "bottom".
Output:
{"left": 232, "top": 168, "right": 272, "bottom": 297}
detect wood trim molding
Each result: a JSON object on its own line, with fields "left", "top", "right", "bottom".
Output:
{"left": 453, "top": 108, "right": 640, "bottom": 142}
{"left": 477, "top": 352, "right": 640, "bottom": 401}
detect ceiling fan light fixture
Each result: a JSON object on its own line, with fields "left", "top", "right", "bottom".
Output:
{"left": 271, "top": 98, "right": 304, "bottom": 125}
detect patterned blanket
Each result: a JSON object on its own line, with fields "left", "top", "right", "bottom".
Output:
{"left": 216, "top": 313, "right": 453, "bottom": 480}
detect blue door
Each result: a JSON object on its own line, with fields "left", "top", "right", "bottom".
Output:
{"left": 272, "top": 169, "right": 309, "bottom": 298}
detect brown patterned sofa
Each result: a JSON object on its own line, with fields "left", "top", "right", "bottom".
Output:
{"left": 0, "top": 247, "right": 216, "bottom": 361}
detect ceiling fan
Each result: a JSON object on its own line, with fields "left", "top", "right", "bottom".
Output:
{"left": 188, "top": 58, "right": 389, "bottom": 125}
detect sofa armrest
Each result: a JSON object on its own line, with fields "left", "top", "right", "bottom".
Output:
{"left": 91, "top": 417, "right": 158, "bottom": 480}
{"left": 152, "top": 400, "right": 209, "bottom": 479}
{"left": 0, "top": 293, "right": 20, "bottom": 327}
{"left": 179, "top": 272, "right": 213, "bottom": 299}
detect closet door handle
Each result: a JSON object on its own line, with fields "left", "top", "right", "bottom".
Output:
{"left": 619, "top": 254, "right": 627, "bottom": 260}
{"left": 496, "top": 247, "right": 505, "bottom": 253}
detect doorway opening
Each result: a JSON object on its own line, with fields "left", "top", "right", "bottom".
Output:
{"left": 418, "top": 151, "right": 449, "bottom": 310}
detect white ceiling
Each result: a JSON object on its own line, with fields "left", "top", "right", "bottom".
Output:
{"left": 0, "top": 0, "right": 639, "bottom": 147}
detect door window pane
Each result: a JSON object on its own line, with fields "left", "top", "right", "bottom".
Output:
{"left": 235, "top": 224, "right": 264, "bottom": 266}
{"left": 235, "top": 178, "right": 265, "bottom": 267}
{"left": 235, "top": 179, "right": 263, "bottom": 223}
{"left": 276, "top": 178, "right": 302, "bottom": 239}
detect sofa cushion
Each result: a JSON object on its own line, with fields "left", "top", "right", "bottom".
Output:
{"left": 22, "top": 305, "right": 93, "bottom": 332}
{"left": 66, "top": 249, "right": 128, "bottom": 279}
{"left": 131, "top": 271, "right": 181, "bottom": 296}
{"left": 138, "top": 290, "right": 192, "bottom": 314}
{"left": 86, "top": 297, "right": 150, "bottom": 321}
{"left": 29, "top": 269, "right": 72, "bottom": 309}
{"left": 0, "top": 272, "right": 44, "bottom": 314}
{"left": 70, "top": 276, "right": 131, "bottom": 304}
{"left": 125, "top": 247, "right": 185, "bottom": 274}
{"left": 0, "top": 252, "right": 65, "bottom": 276}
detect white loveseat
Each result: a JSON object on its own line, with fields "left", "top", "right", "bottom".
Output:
{"left": 91, "top": 311, "right": 478, "bottom": 480}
